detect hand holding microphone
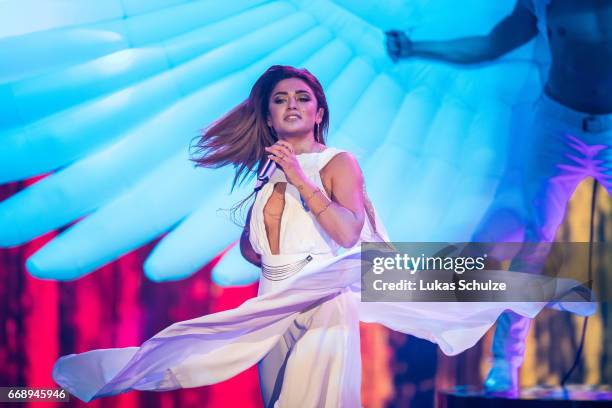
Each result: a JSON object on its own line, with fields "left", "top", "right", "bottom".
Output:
{"left": 254, "top": 141, "right": 306, "bottom": 191}
{"left": 254, "top": 157, "right": 277, "bottom": 192}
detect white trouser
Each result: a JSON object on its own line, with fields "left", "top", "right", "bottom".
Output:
{"left": 258, "top": 253, "right": 362, "bottom": 408}
{"left": 475, "top": 93, "right": 612, "bottom": 364}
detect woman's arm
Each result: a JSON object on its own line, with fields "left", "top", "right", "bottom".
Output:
{"left": 265, "top": 142, "right": 365, "bottom": 248}
{"left": 240, "top": 205, "right": 262, "bottom": 267}
{"left": 386, "top": 0, "right": 538, "bottom": 64}
{"left": 297, "top": 153, "right": 365, "bottom": 248}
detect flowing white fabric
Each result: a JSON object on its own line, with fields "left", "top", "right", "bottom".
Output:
{"left": 52, "top": 147, "right": 593, "bottom": 404}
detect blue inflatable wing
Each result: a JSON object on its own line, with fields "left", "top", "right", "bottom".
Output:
{"left": 0, "top": 0, "right": 541, "bottom": 283}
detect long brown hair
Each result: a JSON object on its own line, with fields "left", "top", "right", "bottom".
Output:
{"left": 190, "top": 65, "right": 330, "bottom": 189}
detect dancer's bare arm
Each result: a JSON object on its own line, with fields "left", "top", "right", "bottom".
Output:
{"left": 386, "top": 1, "right": 537, "bottom": 63}
{"left": 313, "top": 152, "right": 366, "bottom": 248}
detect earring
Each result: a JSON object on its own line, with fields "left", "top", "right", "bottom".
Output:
{"left": 315, "top": 123, "right": 320, "bottom": 142}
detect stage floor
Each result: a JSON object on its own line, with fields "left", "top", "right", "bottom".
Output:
{"left": 437, "top": 385, "right": 612, "bottom": 407}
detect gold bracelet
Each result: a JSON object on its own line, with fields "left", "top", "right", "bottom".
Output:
{"left": 301, "top": 188, "right": 319, "bottom": 204}
{"left": 314, "top": 200, "right": 332, "bottom": 218}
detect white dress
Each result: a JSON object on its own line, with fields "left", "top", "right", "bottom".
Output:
{"left": 52, "top": 147, "right": 593, "bottom": 406}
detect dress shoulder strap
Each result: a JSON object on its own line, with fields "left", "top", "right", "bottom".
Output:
{"left": 317, "top": 147, "right": 347, "bottom": 170}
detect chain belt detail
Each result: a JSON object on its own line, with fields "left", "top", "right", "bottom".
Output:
{"left": 261, "top": 255, "right": 313, "bottom": 281}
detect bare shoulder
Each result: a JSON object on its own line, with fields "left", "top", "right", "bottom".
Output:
{"left": 321, "top": 151, "right": 363, "bottom": 179}
{"left": 319, "top": 151, "right": 363, "bottom": 197}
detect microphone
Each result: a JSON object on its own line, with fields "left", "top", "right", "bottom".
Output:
{"left": 254, "top": 158, "right": 276, "bottom": 192}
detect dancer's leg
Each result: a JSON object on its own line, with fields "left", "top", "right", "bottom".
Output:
{"left": 485, "top": 98, "right": 612, "bottom": 391}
